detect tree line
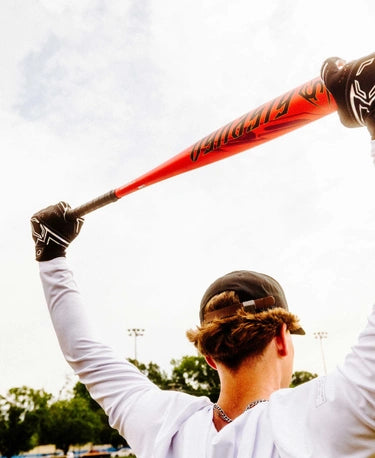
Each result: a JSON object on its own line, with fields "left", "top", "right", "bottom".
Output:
{"left": 0, "top": 355, "right": 317, "bottom": 457}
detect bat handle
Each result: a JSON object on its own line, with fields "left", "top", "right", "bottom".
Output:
{"left": 66, "top": 190, "right": 119, "bottom": 219}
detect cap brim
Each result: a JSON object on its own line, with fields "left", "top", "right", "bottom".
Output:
{"left": 291, "top": 327, "right": 305, "bottom": 336}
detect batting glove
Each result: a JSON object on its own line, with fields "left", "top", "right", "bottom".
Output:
{"left": 31, "top": 201, "right": 84, "bottom": 262}
{"left": 321, "top": 52, "right": 375, "bottom": 138}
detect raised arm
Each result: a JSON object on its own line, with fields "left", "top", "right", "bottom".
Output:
{"left": 30, "top": 202, "right": 210, "bottom": 457}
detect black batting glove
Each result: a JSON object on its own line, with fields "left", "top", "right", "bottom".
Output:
{"left": 321, "top": 52, "right": 375, "bottom": 138}
{"left": 31, "top": 201, "right": 84, "bottom": 262}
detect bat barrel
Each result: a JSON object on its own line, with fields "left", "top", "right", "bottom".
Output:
{"left": 113, "top": 77, "right": 337, "bottom": 199}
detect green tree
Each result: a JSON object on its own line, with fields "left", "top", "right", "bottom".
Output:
{"left": 169, "top": 355, "right": 220, "bottom": 401}
{"left": 128, "top": 359, "right": 171, "bottom": 389}
{"left": 290, "top": 371, "right": 318, "bottom": 388}
{"left": 0, "top": 404, "right": 32, "bottom": 458}
{"left": 0, "top": 386, "right": 52, "bottom": 458}
{"left": 73, "top": 382, "right": 126, "bottom": 449}
{"left": 129, "top": 355, "right": 220, "bottom": 400}
{"left": 42, "top": 397, "right": 101, "bottom": 454}
{"left": 73, "top": 381, "right": 99, "bottom": 410}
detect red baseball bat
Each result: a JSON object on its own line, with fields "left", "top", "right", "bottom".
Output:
{"left": 68, "top": 76, "right": 337, "bottom": 218}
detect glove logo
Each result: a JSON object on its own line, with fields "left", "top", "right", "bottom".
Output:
{"left": 31, "top": 217, "right": 70, "bottom": 248}
{"left": 350, "top": 58, "right": 375, "bottom": 126}
{"left": 357, "top": 58, "right": 375, "bottom": 76}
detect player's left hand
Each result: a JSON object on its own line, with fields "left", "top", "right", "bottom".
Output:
{"left": 321, "top": 52, "right": 375, "bottom": 137}
{"left": 31, "top": 201, "right": 84, "bottom": 261}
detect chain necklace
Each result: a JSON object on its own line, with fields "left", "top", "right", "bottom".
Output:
{"left": 213, "top": 399, "right": 269, "bottom": 423}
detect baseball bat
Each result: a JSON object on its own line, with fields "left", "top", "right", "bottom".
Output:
{"left": 67, "top": 76, "right": 337, "bottom": 218}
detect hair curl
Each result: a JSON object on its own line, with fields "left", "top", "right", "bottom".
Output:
{"left": 186, "top": 291, "right": 301, "bottom": 370}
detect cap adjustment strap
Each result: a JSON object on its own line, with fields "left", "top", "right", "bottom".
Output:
{"left": 202, "top": 296, "right": 276, "bottom": 324}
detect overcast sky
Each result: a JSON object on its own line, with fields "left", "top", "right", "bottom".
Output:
{"left": 1, "top": 0, "right": 375, "bottom": 397}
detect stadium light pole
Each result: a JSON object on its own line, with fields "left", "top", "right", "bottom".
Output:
{"left": 314, "top": 331, "right": 328, "bottom": 375}
{"left": 128, "top": 328, "right": 145, "bottom": 360}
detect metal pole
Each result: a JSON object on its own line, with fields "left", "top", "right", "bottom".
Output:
{"left": 128, "top": 328, "right": 145, "bottom": 360}
{"left": 314, "top": 331, "right": 328, "bottom": 375}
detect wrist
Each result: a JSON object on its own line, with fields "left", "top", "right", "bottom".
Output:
{"left": 366, "top": 112, "right": 375, "bottom": 140}
{"left": 35, "top": 245, "right": 66, "bottom": 262}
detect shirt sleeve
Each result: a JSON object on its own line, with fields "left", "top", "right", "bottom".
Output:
{"left": 269, "top": 303, "right": 375, "bottom": 456}
{"left": 371, "top": 139, "right": 375, "bottom": 165}
{"left": 39, "top": 257, "right": 209, "bottom": 457}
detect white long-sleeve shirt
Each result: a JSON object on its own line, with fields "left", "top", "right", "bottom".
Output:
{"left": 40, "top": 258, "right": 375, "bottom": 457}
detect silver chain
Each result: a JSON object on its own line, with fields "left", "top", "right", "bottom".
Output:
{"left": 213, "top": 399, "right": 269, "bottom": 423}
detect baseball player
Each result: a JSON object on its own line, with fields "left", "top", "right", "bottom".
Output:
{"left": 31, "top": 52, "right": 375, "bottom": 457}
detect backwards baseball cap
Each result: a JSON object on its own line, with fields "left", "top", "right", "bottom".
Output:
{"left": 200, "top": 270, "right": 305, "bottom": 335}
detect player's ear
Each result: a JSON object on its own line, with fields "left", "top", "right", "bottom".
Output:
{"left": 205, "top": 355, "right": 218, "bottom": 370}
{"left": 275, "top": 323, "right": 289, "bottom": 357}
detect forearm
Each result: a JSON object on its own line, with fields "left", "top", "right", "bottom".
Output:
{"left": 39, "top": 257, "right": 95, "bottom": 361}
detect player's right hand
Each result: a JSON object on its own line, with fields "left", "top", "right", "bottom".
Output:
{"left": 321, "top": 52, "right": 375, "bottom": 137}
{"left": 30, "top": 201, "right": 84, "bottom": 262}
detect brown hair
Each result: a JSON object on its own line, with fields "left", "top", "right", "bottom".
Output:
{"left": 186, "top": 291, "right": 301, "bottom": 370}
